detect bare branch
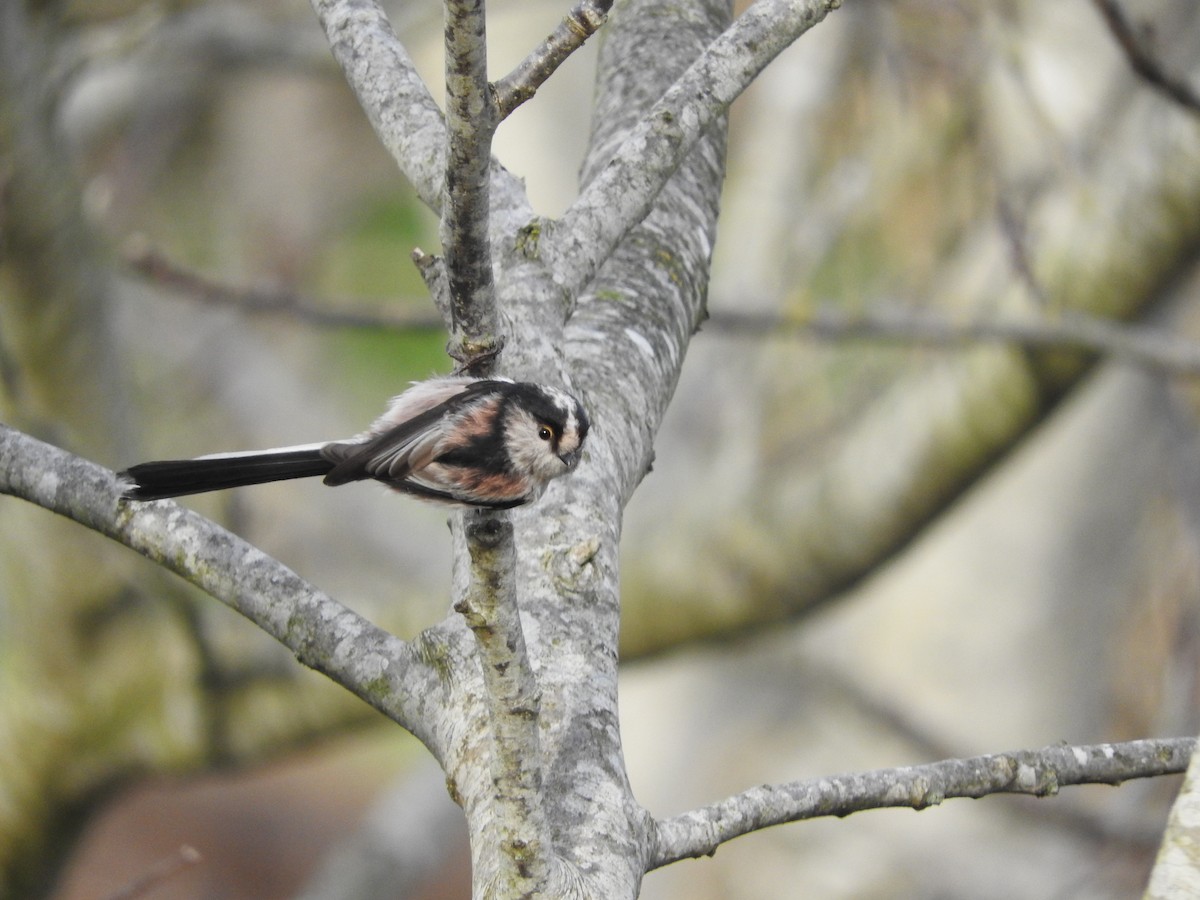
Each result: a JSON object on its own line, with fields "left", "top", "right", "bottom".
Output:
{"left": 70, "top": 4, "right": 334, "bottom": 81}
{"left": 1146, "top": 743, "right": 1200, "bottom": 899}
{"left": 651, "top": 738, "right": 1194, "bottom": 868}
{"left": 441, "top": 2, "right": 558, "bottom": 889}
{"left": 309, "top": 0, "right": 447, "bottom": 210}
{"left": 454, "top": 512, "right": 555, "bottom": 892}
{"left": 123, "top": 242, "right": 445, "bottom": 332}
{"left": 996, "top": 195, "right": 1050, "bottom": 308}
{"left": 492, "top": 0, "right": 612, "bottom": 119}
{"left": 442, "top": 0, "right": 500, "bottom": 371}
{"left": 545, "top": 0, "right": 841, "bottom": 297}
{"left": 707, "top": 305, "right": 1200, "bottom": 377}
{"left": 412, "top": 246, "right": 454, "bottom": 328}
{"left": 0, "top": 424, "right": 438, "bottom": 748}
{"left": 1092, "top": 0, "right": 1200, "bottom": 115}
{"left": 121, "top": 242, "right": 1200, "bottom": 383}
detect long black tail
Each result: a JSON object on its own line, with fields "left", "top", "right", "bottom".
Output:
{"left": 119, "top": 448, "right": 334, "bottom": 500}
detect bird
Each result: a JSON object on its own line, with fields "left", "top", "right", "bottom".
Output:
{"left": 119, "top": 376, "right": 590, "bottom": 510}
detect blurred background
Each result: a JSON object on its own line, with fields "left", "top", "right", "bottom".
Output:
{"left": 3, "top": 0, "right": 1200, "bottom": 897}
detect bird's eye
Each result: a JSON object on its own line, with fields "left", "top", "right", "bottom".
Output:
{"left": 538, "top": 425, "right": 553, "bottom": 441}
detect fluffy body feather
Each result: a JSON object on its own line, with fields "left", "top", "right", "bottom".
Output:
{"left": 120, "top": 377, "right": 589, "bottom": 509}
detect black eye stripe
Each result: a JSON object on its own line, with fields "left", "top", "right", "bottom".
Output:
{"left": 521, "top": 394, "right": 569, "bottom": 426}
{"left": 507, "top": 385, "right": 587, "bottom": 446}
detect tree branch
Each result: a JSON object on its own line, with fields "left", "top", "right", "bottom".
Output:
{"left": 456, "top": 0, "right": 749, "bottom": 891}
{"left": 621, "top": 88, "right": 1200, "bottom": 657}
{"left": 0, "top": 424, "right": 438, "bottom": 749}
{"left": 708, "top": 304, "right": 1200, "bottom": 377}
{"left": 491, "top": 0, "right": 612, "bottom": 120}
{"left": 123, "top": 242, "right": 445, "bottom": 332}
{"left": 454, "top": 513, "right": 555, "bottom": 893}
{"left": 442, "top": 0, "right": 500, "bottom": 370}
{"left": 650, "top": 738, "right": 1195, "bottom": 868}
{"left": 439, "top": 1, "right": 562, "bottom": 890}
{"left": 544, "top": 0, "right": 840, "bottom": 297}
{"left": 1092, "top": 0, "right": 1200, "bottom": 116}
{"left": 309, "top": 0, "right": 447, "bottom": 210}
{"left": 120, "top": 242, "right": 1200, "bottom": 383}
{"left": 1146, "top": 737, "right": 1200, "bottom": 899}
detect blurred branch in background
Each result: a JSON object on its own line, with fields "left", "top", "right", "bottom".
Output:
{"left": 124, "top": 240, "right": 1200, "bottom": 379}
{"left": 1092, "top": 0, "right": 1200, "bottom": 115}
{"left": 622, "top": 98, "right": 1200, "bottom": 655}
{"left": 709, "top": 304, "right": 1200, "bottom": 377}
{"left": 122, "top": 241, "right": 444, "bottom": 333}
{"left": 293, "top": 756, "right": 467, "bottom": 900}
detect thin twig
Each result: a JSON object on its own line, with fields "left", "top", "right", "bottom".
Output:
{"left": 708, "top": 306, "right": 1200, "bottom": 377}
{"left": 412, "top": 246, "right": 454, "bottom": 328}
{"left": 123, "top": 242, "right": 445, "bottom": 332}
{"left": 996, "top": 195, "right": 1049, "bottom": 308}
{"left": 651, "top": 737, "right": 1194, "bottom": 868}
{"left": 122, "top": 247, "right": 1200, "bottom": 380}
{"left": 819, "top": 664, "right": 1176, "bottom": 851}
{"left": 1092, "top": 0, "right": 1200, "bottom": 115}
{"left": 492, "top": 0, "right": 612, "bottom": 119}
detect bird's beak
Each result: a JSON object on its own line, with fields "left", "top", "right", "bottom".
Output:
{"left": 558, "top": 449, "right": 582, "bottom": 468}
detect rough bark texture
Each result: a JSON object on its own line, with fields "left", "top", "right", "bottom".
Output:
{"left": 1147, "top": 744, "right": 1200, "bottom": 899}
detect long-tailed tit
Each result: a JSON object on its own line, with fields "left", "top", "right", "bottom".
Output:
{"left": 119, "top": 377, "right": 589, "bottom": 509}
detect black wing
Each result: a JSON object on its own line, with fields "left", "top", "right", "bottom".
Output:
{"left": 320, "top": 379, "right": 511, "bottom": 487}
